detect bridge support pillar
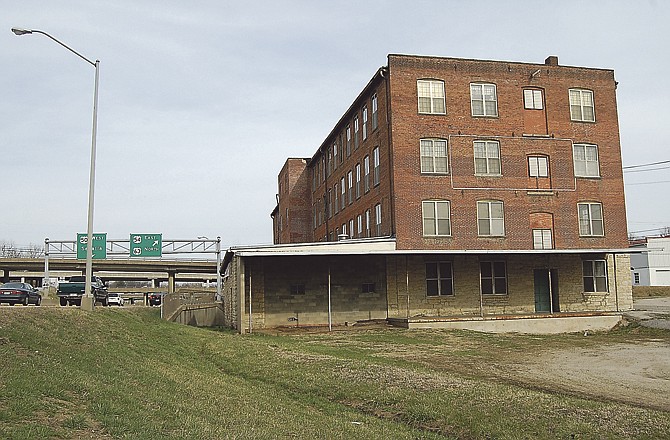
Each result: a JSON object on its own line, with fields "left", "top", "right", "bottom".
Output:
{"left": 168, "top": 271, "right": 175, "bottom": 294}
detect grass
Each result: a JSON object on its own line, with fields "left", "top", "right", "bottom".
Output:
{"left": 0, "top": 307, "right": 668, "bottom": 439}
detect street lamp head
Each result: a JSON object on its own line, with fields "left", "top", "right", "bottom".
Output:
{"left": 11, "top": 28, "right": 33, "bottom": 36}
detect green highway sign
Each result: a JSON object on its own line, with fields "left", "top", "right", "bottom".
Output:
{"left": 130, "top": 233, "right": 162, "bottom": 257}
{"left": 76, "top": 233, "right": 107, "bottom": 260}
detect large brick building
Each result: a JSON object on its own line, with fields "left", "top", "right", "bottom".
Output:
{"left": 223, "top": 54, "right": 633, "bottom": 333}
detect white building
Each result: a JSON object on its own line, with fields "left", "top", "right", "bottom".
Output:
{"left": 630, "top": 237, "right": 670, "bottom": 286}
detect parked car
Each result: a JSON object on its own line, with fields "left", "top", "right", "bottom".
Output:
{"left": 0, "top": 282, "right": 42, "bottom": 306}
{"left": 148, "top": 292, "right": 164, "bottom": 306}
{"left": 107, "top": 292, "right": 124, "bottom": 306}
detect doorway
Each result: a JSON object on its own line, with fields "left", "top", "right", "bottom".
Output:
{"left": 534, "top": 269, "right": 559, "bottom": 313}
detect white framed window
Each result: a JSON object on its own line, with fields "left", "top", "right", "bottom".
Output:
{"left": 371, "top": 94, "right": 378, "bottom": 129}
{"left": 354, "top": 115, "right": 360, "bottom": 149}
{"left": 528, "top": 156, "right": 549, "bottom": 178}
{"left": 373, "top": 147, "right": 380, "bottom": 186}
{"left": 341, "top": 223, "right": 347, "bottom": 237}
{"left": 339, "top": 135, "right": 344, "bottom": 163}
{"left": 634, "top": 272, "right": 640, "bottom": 284}
{"left": 569, "top": 89, "right": 595, "bottom": 122}
{"left": 365, "top": 209, "right": 371, "bottom": 237}
{"left": 422, "top": 200, "right": 451, "bottom": 236}
{"left": 573, "top": 144, "right": 600, "bottom": 178}
{"left": 347, "top": 171, "right": 353, "bottom": 205}
{"left": 480, "top": 261, "right": 507, "bottom": 295}
{"left": 357, "top": 214, "right": 363, "bottom": 237}
{"left": 334, "top": 183, "right": 339, "bottom": 214}
{"left": 362, "top": 106, "right": 368, "bottom": 140}
{"left": 426, "top": 261, "right": 454, "bottom": 296}
{"left": 349, "top": 219, "right": 354, "bottom": 237}
{"left": 364, "top": 155, "right": 370, "bottom": 193}
{"left": 471, "top": 83, "right": 498, "bottom": 117}
{"left": 327, "top": 189, "right": 332, "bottom": 219}
{"left": 583, "top": 260, "right": 608, "bottom": 292}
{"left": 477, "top": 201, "right": 505, "bottom": 236}
{"left": 578, "top": 202, "right": 604, "bottom": 236}
{"left": 420, "top": 139, "right": 448, "bottom": 174}
{"left": 523, "top": 89, "right": 543, "bottom": 110}
{"left": 346, "top": 125, "right": 351, "bottom": 157}
{"left": 340, "top": 177, "right": 346, "bottom": 210}
{"left": 333, "top": 142, "right": 338, "bottom": 170}
{"left": 532, "top": 229, "right": 553, "bottom": 249}
{"left": 375, "top": 203, "right": 382, "bottom": 236}
{"left": 474, "top": 141, "right": 501, "bottom": 175}
{"left": 417, "top": 79, "right": 446, "bottom": 114}
{"left": 355, "top": 163, "right": 361, "bottom": 199}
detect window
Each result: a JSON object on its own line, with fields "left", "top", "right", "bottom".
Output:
{"left": 471, "top": 83, "right": 498, "bottom": 117}
{"left": 362, "top": 282, "right": 376, "bottom": 293}
{"left": 355, "top": 163, "right": 361, "bottom": 199}
{"left": 333, "top": 143, "right": 338, "bottom": 170}
{"left": 569, "top": 89, "right": 595, "bottom": 122}
{"left": 634, "top": 272, "right": 640, "bottom": 284}
{"left": 426, "top": 261, "right": 453, "bottom": 296}
{"left": 523, "top": 89, "right": 543, "bottom": 110}
{"left": 346, "top": 125, "right": 351, "bottom": 157}
{"left": 290, "top": 284, "right": 305, "bottom": 295}
{"left": 583, "top": 260, "right": 607, "bottom": 292}
{"left": 357, "top": 214, "right": 362, "bottom": 237}
{"left": 334, "top": 183, "right": 339, "bottom": 214}
{"left": 371, "top": 94, "right": 378, "bottom": 129}
{"left": 339, "top": 135, "right": 344, "bottom": 163}
{"left": 477, "top": 201, "right": 505, "bottom": 236}
{"left": 373, "top": 147, "right": 380, "bottom": 186}
{"left": 422, "top": 200, "right": 451, "bottom": 236}
{"left": 528, "top": 156, "right": 549, "bottom": 178}
{"left": 349, "top": 219, "right": 354, "bottom": 237}
{"left": 474, "top": 141, "right": 501, "bottom": 175}
{"left": 341, "top": 223, "right": 347, "bottom": 237}
{"left": 347, "top": 171, "right": 353, "bottom": 205}
{"left": 362, "top": 106, "right": 368, "bottom": 140}
{"left": 573, "top": 144, "right": 600, "bottom": 177}
{"left": 354, "top": 115, "right": 360, "bottom": 149}
{"left": 420, "top": 139, "right": 448, "bottom": 173}
{"left": 364, "top": 155, "right": 370, "bottom": 193}
{"left": 365, "top": 209, "right": 371, "bottom": 237}
{"left": 578, "top": 202, "right": 604, "bottom": 236}
{"left": 480, "top": 261, "right": 507, "bottom": 295}
{"left": 375, "top": 203, "right": 382, "bottom": 236}
{"left": 326, "top": 189, "right": 332, "bottom": 219}
{"left": 417, "top": 79, "right": 446, "bottom": 114}
{"left": 340, "top": 177, "right": 346, "bottom": 210}
{"left": 532, "top": 229, "right": 553, "bottom": 249}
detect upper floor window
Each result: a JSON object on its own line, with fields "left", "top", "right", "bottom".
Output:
{"left": 578, "top": 202, "right": 604, "bottom": 236}
{"left": 426, "top": 261, "right": 454, "bottom": 296}
{"left": 477, "top": 201, "right": 505, "bottom": 236}
{"left": 373, "top": 147, "right": 380, "bottom": 186}
{"left": 365, "top": 209, "right": 371, "bottom": 237}
{"left": 340, "top": 177, "right": 346, "bottom": 210}
{"left": 528, "top": 156, "right": 549, "bottom": 178}
{"left": 347, "top": 171, "right": 353, "bottom": 205}
{"left": 371, "top": 94, "right": 379, "bottom": 129}
{"left": 573, "top": 144, "right": 600, "bottom": 178}
{"left": 417, "top": 79, "right": 446, "bottom": 114}
{"left": 583, "top": 260, "right": 608, "bottom": 292}
{"left": 355, "top": 163, "right": 361, "bottom": 199}
{"left": 532, "top": 229, "right": 553, "bottom": 249}
{"left": 474, "top": 140, "right": 501, "bottom": 175}
{"left": 346, "top": 125, "right": 351, "bottom": 157}
{"left": 523, "top": 89, "right": 543, "bottom": 110}
{"left": 354, "top": 115, "right": 360, "bottom": 149}
{"left": 471, "top": 83, "right": 498, "bottom": 117}
{"left": 357, "top": 214, "right": 363, "bottom": 237}
{"left": 422, "top": 200, "right": 451, "bottom": 236}
{"left": 420, "top": 139, "right": 448, "bottom": 174}
{"left": 374, "top": 203, "right": 382, "bottom": 236}
{"left": 362, "top": 106, "right": 368, "bottom": 140}
{"left": 364, "top": 155, "right": 370, "bottom": 193}
{"left": 334, "top": 183, "right": 339, "bottom": 214}
{"left": 333, "top": 142, "right": 338, "bottom": 170}
{"left": 569, "top": 89, "right": 595, "bottom": 122}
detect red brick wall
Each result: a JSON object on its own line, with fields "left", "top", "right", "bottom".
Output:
{"left": 276, "top": 159, "right": 312, "bottom": 243}
{"left": 387, "top": 54, "right": 628, "bottom": 250}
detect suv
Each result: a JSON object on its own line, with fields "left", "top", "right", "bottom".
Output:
{"left": 149, "top": 292, "right": 164, "bottom": 306}
{"left": 107, "top": 292, "right": 124, "bottom": 306}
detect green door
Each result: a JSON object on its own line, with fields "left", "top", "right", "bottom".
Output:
{"left": 534, "top": 269, "right": 551, "bottom": 313}
{"left": 534, "top": 269, "right": 560, "bottom": 313}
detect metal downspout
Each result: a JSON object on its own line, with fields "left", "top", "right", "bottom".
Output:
{"left": 328, "top": 263, "right": 332, "bottom": 331}
{"left": 613, "top": 253, "right": 619, "bottom": 312}
{"left": 248, "top": 266, "right": 252, "bottom": 334}
{"left": 382, "top": 66, "right": 395, "bottom": 237}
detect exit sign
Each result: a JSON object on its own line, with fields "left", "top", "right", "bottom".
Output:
{"left": 130, "top": 233, "right": 162, "bottom": 257}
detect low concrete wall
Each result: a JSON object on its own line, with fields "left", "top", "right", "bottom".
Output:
{"left": 171, "top": 303, "right": 225, "bottom": 327}
{"left": 395, "top": 314, "right": 622, "bottom": 334}
{"left": 633, "top": 286, "right": 670, "bottom": 298}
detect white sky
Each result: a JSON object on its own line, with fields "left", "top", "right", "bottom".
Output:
{"left": 2, "top": 0, "right": 668, "bottom": 249}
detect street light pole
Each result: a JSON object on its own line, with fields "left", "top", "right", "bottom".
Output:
{"left": 12, "top": 28, "right": 100, "bottom": 310}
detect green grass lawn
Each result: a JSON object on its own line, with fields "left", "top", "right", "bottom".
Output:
{"left": 0, "top": 307, "right": 668, "bottom": 439}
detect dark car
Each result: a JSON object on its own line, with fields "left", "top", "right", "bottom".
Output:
{"left": 148, "top": 292, "right": 164, "bottom": 306}
{"left": 0, "top": 282, "right": 42, "bottom": 306}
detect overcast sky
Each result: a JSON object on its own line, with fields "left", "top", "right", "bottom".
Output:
{"left": 2, "top": 0, "right": 668, "bottom": 250}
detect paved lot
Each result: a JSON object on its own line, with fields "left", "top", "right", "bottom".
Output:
{"left": 626, "top": 296, "right": 670, "bottom": 330}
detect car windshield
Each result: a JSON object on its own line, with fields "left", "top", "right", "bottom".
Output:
{"left": 1, "top": 282, "right": 25, "bottom": 289}
{"left": 108, "top": 293, "right": 119, "bottom": 297}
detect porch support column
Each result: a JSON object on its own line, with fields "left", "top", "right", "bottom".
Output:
{"left": 328, "top": 262, "right": 332, "bottom": 331}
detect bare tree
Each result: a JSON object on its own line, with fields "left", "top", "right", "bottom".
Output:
{"left": 0, "top": 241, "right": 45, "bottom": 258}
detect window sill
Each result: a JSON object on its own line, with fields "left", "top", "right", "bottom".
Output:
{"left": 570, "top": 119, "right": 596, "bottom": 123}
{"left": 474, "top": 173, "right": 503, "bottom": 177}
{"left": 423, "top": 235, "right": 453, "bottom": 238}
{"left": 418, "top": 112, "right": 447, "bottom": 116}
{"left": 574, "top": 175, "right": 601, "bottom": 179}
{"left": 421, "top": 172, "right": 450, "bottom": 176}
{"left": 478, "top": 235, "right": 506, "bottom": 238}
{"left": 578, "top": 235, "right": 605, "bottom": 238}
{"left": 471, "top": 114, "right": 499, "bottom": 118}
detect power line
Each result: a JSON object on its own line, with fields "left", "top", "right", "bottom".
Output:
{"left": 624, "top": 165, "right": 670, "bottom": 173}
{"left": 626, "top": 180, "right": 670, "bottom": 186}
{"left": 622, "top": 159, "right": 670, "bottom": 170}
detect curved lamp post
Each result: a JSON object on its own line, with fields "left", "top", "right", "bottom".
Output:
{"left": 12, "top": 27, "right": 100, "bottom": 310}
